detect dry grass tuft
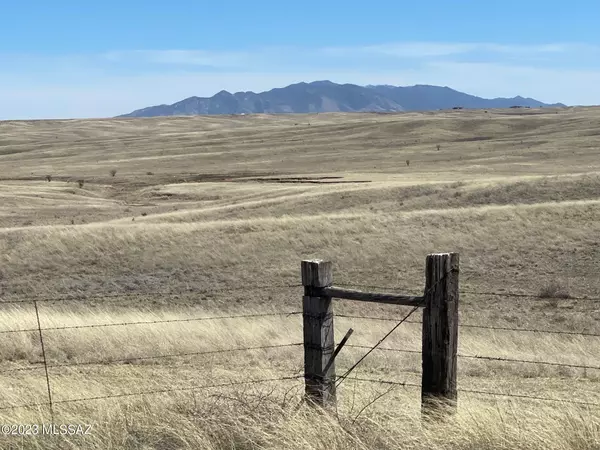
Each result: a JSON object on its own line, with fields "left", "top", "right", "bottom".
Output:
{"left": 539, "top": 282, "right": 571, "bottom": 299}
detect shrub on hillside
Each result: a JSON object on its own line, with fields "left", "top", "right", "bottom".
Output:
{"left": 538, "top": 282, "right": 571, "bottom": 299}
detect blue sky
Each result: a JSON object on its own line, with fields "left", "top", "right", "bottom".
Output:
{"left": 2, "top": 0, "right": 600, "bottom": 119}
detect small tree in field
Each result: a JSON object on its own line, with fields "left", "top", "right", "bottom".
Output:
{"left": 77, "top": 179, "right": 85, "bottom": 188}
{"left": 110, "top": 169, "right": 117, "bottom": 177}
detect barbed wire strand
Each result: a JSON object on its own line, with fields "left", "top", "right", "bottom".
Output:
{"left": 50, "top": 343, "right": 303, "bottom": 369}
{"left": 344, "top": 344, "right": 600, "bottom": 371}
{"left": 0, "top": 311, "right": 304, "bottom": 336}
{"left": 0, "top": 364, "right": 46, "bottom": 375}
{"left": 459, "top": 323, "right": 600, "bottom": 338}
{"left": 345, "top": 377, "right": 600, "bottom": 408}
{"left": 461, "top": 290, "right": 600, "bottom": 302}
{"left": 337, "top": 376, "right": 421, "bottom": 389}
{"left": 335, "top": 282, "right": 417, "bottom": 294}
{"left": 0, "top": 375, "right": 304, "bottom": 412}
{"left": 0, "top": 284, "right": 304, "bottom": 305}
{"left": 28, "top": 311, "right": 303, "bottom": 333}
{"left": 459, "top": 354, "right": 600, "bottom": 371}
{"left": 0, "top": 327, "right": 45, "bottom": 335}
{"left": 344, "top": 344, "right": 420, "bottom": 354}
{"left": 0, "top": 343, "right": 303, "bottom": 375}
{"left": 459, "top": 388, "right": 600, "bottom": 408}
{"left": 336, "top": 315, "right": 600, "bottom": 338}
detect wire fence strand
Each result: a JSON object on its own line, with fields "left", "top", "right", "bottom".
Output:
{"left": 0, "top": 284, "right": 304, "bottom": 305}
{"left": 342, "top": 376, "right": 600, "bottom": 408}
{"left": 49, "top": 343, "right": 303, "bottom": 369}
{"left": 461, "top": 290, "right": 600, "bottom": 302}
{"left": 337, "top": 376, "right": 421, "bottom": 389}
{"left": 459, "top": 388, "right": 600, "bottom": 408}
{"left": 0, "top": 343, "right": 303, "bottom": 374}
{"left": 337, "top": 314, "right": 600, "bottom": 338}
{"left": 0, "top": 364, "right": 46, "bottom": 375}
{"left": 27, "top": 311, "right": 302, "bottom": 333}
{"left": 0, "top": 374, "right": 304, "bottom": 412}
{"left": 459, "top": 323, "right": 600, "bottom": 338}
{"left": 344, "top": 344, "right": 600, "bottom": 371}
{"left": 458, "top": 354, "right": 600, "bottom": 370}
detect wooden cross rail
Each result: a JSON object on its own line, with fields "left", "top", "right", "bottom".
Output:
{"left": 316, "top": 286, "right": 424, "bottom": 307}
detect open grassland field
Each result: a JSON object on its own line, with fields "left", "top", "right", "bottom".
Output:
{"left": 0, "top": 106, "right": 600, "bottom": 449}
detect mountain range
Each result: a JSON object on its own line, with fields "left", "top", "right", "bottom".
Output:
{"left": 118, "top": 81, "right": 565, "bottom": 118}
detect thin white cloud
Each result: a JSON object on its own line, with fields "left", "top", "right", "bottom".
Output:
{"left": 320, "top": 42, "right": 587, "bottom": 58}
{"left": 102, "top": 49, "right": 253, "bottom": 67}
{"left": 322, "top": 42, "right": 478, "bottom": 58}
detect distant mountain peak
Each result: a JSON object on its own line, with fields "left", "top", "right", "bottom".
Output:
{"left": 309, "top": 80, "right": 335, "bottom": 85}
{"left": 118, "top": 81, "right": 566, "bottom": 118}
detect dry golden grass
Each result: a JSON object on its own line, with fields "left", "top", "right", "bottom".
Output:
{"left": 1, "top": 107, "right": 600, "bottom": 448}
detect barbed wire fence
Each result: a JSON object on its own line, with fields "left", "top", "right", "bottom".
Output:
{"left": 330, "top": 279, "right": 600, "bottom": 410}
{"left": 0, "top": 284, "right": 306, "bottom": 414}
{"left": 0, "top": 273, "right": 599, "bottom": 416}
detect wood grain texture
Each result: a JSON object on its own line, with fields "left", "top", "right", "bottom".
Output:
{"left": 321, "top": 286, "right": 423, "bottom": 306}
{"left": 301, "top": 260, "right": 336, "bottom": 406}
{"left": 422, "top": 252, "right": 459, "bottom": 414}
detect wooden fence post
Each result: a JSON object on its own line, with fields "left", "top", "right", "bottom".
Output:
{"left": 301, "top": 259, "right": 336, "bottom": 407}
{"left": 422, "top": 252, "right": 459, "bottom": 415}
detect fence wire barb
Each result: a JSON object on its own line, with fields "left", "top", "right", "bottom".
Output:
{"left": 345, "top": 345, "right": 600, "bottom": 371}
{"left": 0, "top": 364, "right": 46, "bottom": 375}
{"left": 458, "top": 354, "right": 600, "bottom": 371}
{"left": 0, "top": 375, "right": 304, "bottom": 412}
{"left": 0, "top": 327, "right": 42, "bottom": 335}
{"left": 459, "top": 323, "right": 600, "bottom": 338}
{"left": 335, "top": 282, "right": 417, "bottom": 294}
{"left": 49, "top": 343, "right": 303, "bottom": 369}
{"left": 33, "top": 311, "right": 302, "bottom": 333}
{"left": 340, "top": 377, "right": 600, "bottom": 408}
{"left": 336, "top": 315, "right": 600, "bottom": 338}
{"left": 336, "top": 376, "right": 421, "bottom": 389}
{"left": 0, "top": 284, "right": 304, "bottom": 305}
{"left": 345, "top": 344, "right": 420, "bottom": 355}
{"left": 459, "top": 388, "right": 600, "bottom": 408}
{"left": 461, "top": 290, "right": 600, "bottom": 302}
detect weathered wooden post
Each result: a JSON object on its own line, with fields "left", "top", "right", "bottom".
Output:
{"left": 422, "top": 252, "right": 459, "bottom": 415}
{"left": 301, "top": 259, "right": 336, "bottom": 407}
